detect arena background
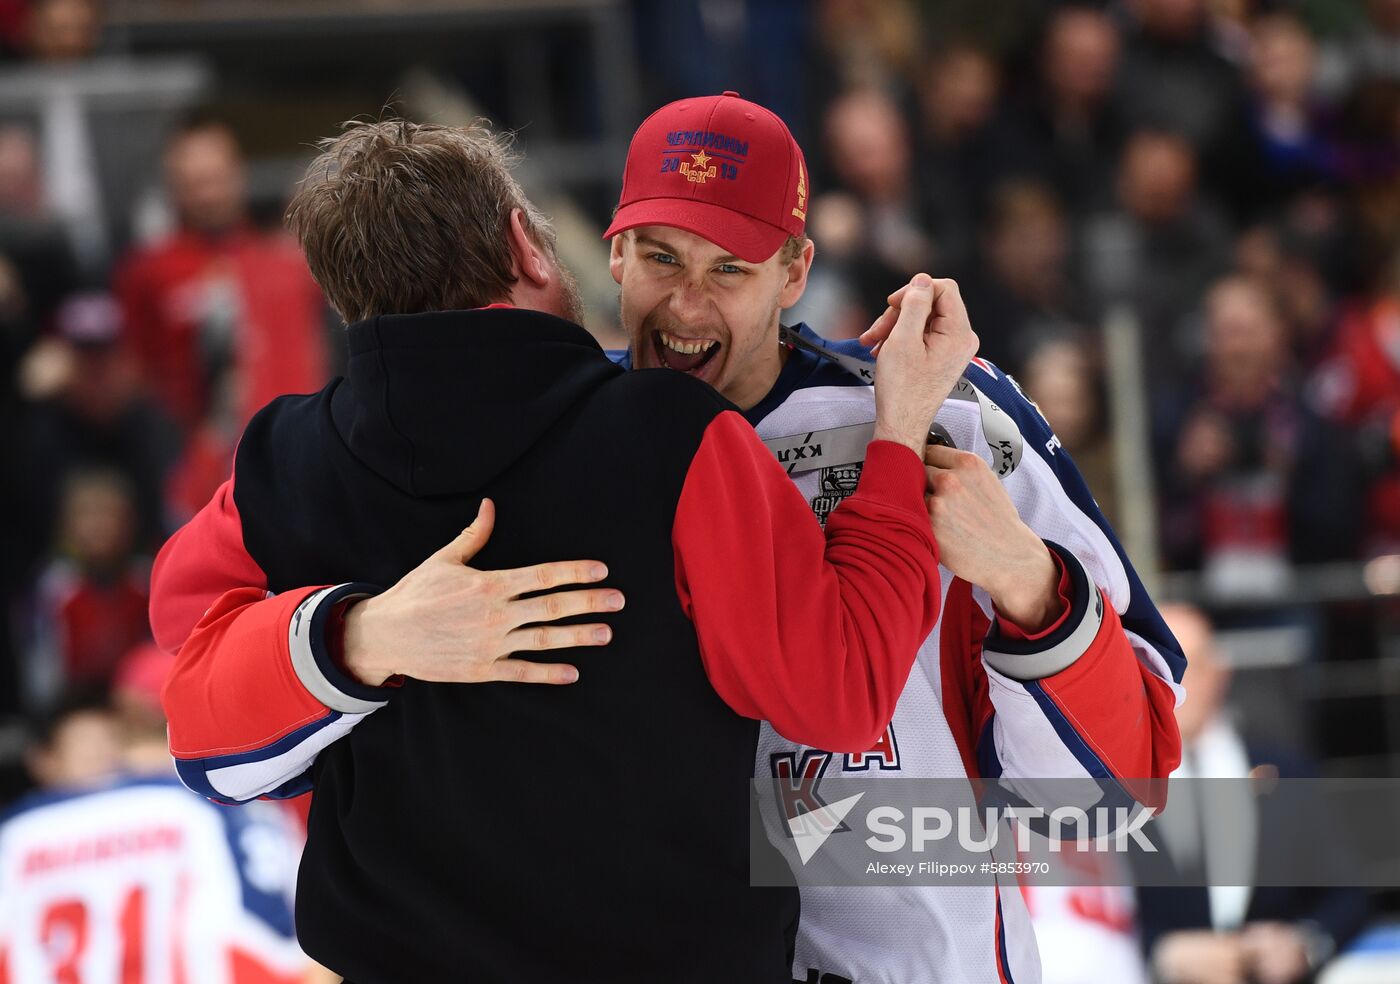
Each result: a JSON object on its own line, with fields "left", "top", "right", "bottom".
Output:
{"left": 1, "top": 0, "right": 1399, "bottom": 981}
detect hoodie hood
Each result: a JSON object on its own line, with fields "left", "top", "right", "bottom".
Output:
{"left": 331, "top": 307, "right": 622, "bottom": 496}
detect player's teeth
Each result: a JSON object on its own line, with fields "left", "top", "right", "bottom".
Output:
{"left": 660, "top": 332, "right": 716, "bottom": 356}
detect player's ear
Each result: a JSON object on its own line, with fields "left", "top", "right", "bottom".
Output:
{"left": 507, "top": 208, "right": 550, "bottom": 289}
{"left": 777, "top": 238, "right": 815, "bottom": 310}
{"left": 608, "top": 233, "right": 627, "bottom": 286}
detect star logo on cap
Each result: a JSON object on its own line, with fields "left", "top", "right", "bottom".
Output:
{"left": 680, "top": 149, "right": 718, "bottom": 184}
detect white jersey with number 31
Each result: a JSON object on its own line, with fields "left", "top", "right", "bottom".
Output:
{"left": 0, "top": 775, "right": 308, "bottom": 984}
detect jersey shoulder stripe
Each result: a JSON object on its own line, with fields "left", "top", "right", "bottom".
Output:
{"left": 959, "top": 358, "right": 1185, "bottom": 686}
{"left": 173, "top": 710, "right": 344, "bottom": 804}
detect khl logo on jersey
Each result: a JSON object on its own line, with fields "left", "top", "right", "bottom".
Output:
{"left": 811, "top": 464, "right": 862, "bottom": 527}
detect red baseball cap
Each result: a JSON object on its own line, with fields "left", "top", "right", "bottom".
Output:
{"left": 603, "top": 91, "right": 808, "bottom": 263}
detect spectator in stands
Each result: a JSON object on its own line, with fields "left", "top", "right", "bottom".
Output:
{"left": 1002, "top": 4, "right": 1126, "bottom": 216}
{"left": 1137, "top": 604, "right": 1371, "bottom": 984}
{"left": 1244, "top": 12, "right": 1337, "bottom": 203}
{"left": 1235, "top": 210, "right": 1355, "bottom": 366}
{"left": 0, "top": 123, "right": 79, "bottom": 324}
{"left": 1330, "top": 77, "right": 1400, "bottom": 255}
{"left": 1020, "top": 334, "right": 1119, "bottom": 526}
{"left": 914, "top": 43, "right": 1006, "bottom": 273}
{"left": 114, "top": 116, "right": 328, "bottom": 438}
{"left": 1309, "top": 247, "right": 1400, "bottom": 553}
{"left": 957, "top": 179, "right": 1080, "bottom": 368}
{"left": 1156, "top": 275, "right": 1362, "bottom": 585}
{"left": 810, "top": 87, "right": 933, "bottom": 325}
{"left": 3, "top": 0, "right": 207, "bottom": 273}
{"left": 23, "top": 291, "right": 179, "bottom": 551}
{"left": 1080, "top": 128, "right": 1232, "bottom": 376}
{"left": 1115, "top": 0, "right": 1257, "bottom": 212}
{"left": 20, "top": 0, "right": 100, "bottom": 63}
{"left": 821, "top": 87, "right": 917, "bottom": 230}
{"left": 24, "top": 469, "right": 151, "bottom": 710}
{"left": 3, "top": 2, "right": 111, "bottom": 274}
{"left": 0, "top": 124, "right": 59, "bottom": 720}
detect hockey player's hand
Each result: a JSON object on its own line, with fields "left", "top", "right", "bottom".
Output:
{"left": 859, "top": 275, "right": 971, "bottom": 358}
{"left": 341, "top": 499, "right": 623, "bottom": 686}
{"left": 870, "top": 274, "right": 979, "bottom": 456}
{"left": 924, "top": 444, "right": 1061, "bottom": 633}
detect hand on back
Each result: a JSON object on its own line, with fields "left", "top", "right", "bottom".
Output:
{"left": 342, "top": 499, "right": 624, "bottom": 687}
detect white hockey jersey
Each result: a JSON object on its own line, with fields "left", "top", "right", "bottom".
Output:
{"left": 749, "top": 326, "right": 1185, "bottom": 984}
{"left": 0, "top": 775, "right": 309, "bottom": 984}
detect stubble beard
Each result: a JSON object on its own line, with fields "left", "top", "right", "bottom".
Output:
{"left": 556, "top": 258, "right": 587, "bottom": 327}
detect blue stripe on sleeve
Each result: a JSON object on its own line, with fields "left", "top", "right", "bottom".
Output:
{"left": 959, "top": 360, "right": 1186, "bottom": 685}
{"left": 172, "top": 711, "right": 342, "bottom": 804}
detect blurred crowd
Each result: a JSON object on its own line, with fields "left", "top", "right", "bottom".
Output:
{"left": 781, "top": 0, "right": 1400, "bottom": 601}
{"left": 0, "top": 0, "right": 335, "bottom": 744}
{"left": 0, "top": 0, "right": 1394, "bottom": 979}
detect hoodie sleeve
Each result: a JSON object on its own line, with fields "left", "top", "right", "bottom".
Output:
{"left": 152, "top": 474, "right": 394, "bottom": 805}
{"left": 672, "top": 410, "right": 941, "bottom": 753}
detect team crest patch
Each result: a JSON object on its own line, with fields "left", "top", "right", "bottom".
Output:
{"left": 680, "top": 149, "right": 717, "bottom": 183}
{"left": 810, "top": 463, "right": 862, "bottom": 526}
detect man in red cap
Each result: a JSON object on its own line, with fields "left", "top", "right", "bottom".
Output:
{"left": 603, "top": 90, "right": 813, "bottom": 409}
{"left": 602, "top": 91, "right": 1185, "bottom": 983}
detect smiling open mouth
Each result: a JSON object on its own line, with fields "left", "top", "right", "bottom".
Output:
{"left": 653, "top": 330, "right": 721, "bottom": 374}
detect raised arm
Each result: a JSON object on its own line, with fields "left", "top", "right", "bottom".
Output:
{"left": 863, "top": 278, "right": 1184, "bottom": 798}
{"left": 920, "top": 366, "right": 1184, "bottom": 811}
{"left": 674, "top": 275, "right": 977, "bottom": 752}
